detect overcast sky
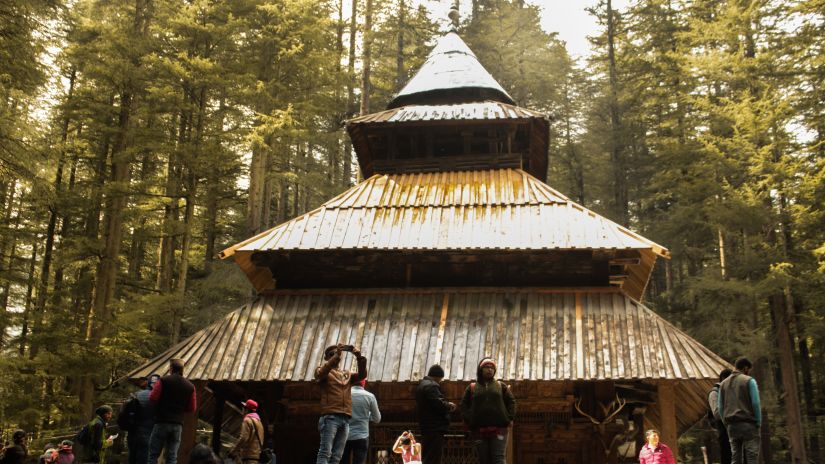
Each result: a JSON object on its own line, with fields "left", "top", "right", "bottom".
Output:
{"left": 425, "top": 0, "right": 630, "bottom": 58}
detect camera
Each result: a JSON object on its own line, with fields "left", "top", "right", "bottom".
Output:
{"left": 340, "top": 345, "right": 355, "bottom": 352}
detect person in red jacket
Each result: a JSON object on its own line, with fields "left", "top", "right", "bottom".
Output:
{"left": 639, "top": 429, "right": 676, "bottom": 464}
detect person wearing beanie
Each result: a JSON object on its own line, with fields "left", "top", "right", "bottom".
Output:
{"left": 460, "top": 357, "right": 516, "bottom": 464}
{"left": 342, "top": 378, "right": 381, "bottom": 464}
{"left": 228, "top": 399, "right": 264, "bottom": 463}
{"left": 0, "top": 429, "right": 28, "bottom": 464}
{"left": 415, "top": 365, "right": 456, "bottom": 464}
{"left": 314, "top": 343, "right": 368, "bottom": 464}
{"left": 84, "top": 405, "right": 114, "bottom": 464}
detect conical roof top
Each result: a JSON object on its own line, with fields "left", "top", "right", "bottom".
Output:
{"left": 386, "top": 31, "right": 515, "bottom": 109}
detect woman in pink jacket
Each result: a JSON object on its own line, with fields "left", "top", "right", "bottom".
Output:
{"left": 638, "top": 429, "right": 676, "bottom": 464}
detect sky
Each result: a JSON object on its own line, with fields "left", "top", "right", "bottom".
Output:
{"left": 425, "top": 0, "right": 630, "bottom": 58}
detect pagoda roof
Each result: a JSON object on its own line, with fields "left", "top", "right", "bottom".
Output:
{"left": 127, "top": 287, "right": 726, "bottom": 432}
{"left": 221, "top": 169, "right": 669, "bottom": 300}
{"left": 386, "top": 31, "right": 515, "bottom": 109}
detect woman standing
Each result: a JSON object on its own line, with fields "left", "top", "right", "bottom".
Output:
{"left": 460, "top": 358, "right": 516, "bottom": 464}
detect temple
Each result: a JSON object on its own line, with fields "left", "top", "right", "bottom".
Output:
{"left": 130, "top": 30, "right": 727, "bottom": 464}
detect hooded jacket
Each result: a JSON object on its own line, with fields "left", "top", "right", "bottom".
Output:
{"left": 638, "top": 443, "right": 676, "bottom": 464}
{"left": 459, "top": 360, "right": 516, "bottom": 429}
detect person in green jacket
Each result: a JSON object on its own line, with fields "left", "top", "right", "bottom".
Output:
{"left": 460, "top": 358, "right": 516, "bottom": 464}
{"left": 84, "top": 405, "right": 114, "bottom": 464}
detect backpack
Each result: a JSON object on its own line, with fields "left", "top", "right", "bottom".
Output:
{"left": 117, "top": 395, "right": 140, "bottom": 431}
{"left": 74, "top": 422, "right": 91, "bottom": 446}
{"left": 706, "top": 385, "right": 723, "bottom": 429}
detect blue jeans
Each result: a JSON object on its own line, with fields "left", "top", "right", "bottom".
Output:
{"left": 316, "top": 414, "right": 349, "bottom": 464}
{"left": 727, "top": 422, "right": 759, "bottom": 464}
{"left": 128, "top": 427, "right": 152, "bottom": 464}
{"left": 473, "top": 429, "right": 507, "bottom": 464}
{"left": 147, "top": 422, "right": 182, "bottom": 464}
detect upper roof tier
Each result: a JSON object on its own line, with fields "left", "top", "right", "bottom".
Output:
{"left": 387, "top": 31, "right": 515, "bottom": 109}
{"left": 220, "top": 169, "right": 669, "bottom": 300}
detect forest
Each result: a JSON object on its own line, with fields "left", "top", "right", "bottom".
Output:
{"left": 0, "top": 0, "right": 822, "bottom": 461}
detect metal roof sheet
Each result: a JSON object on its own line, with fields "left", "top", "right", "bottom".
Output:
{"left": 387, "top": 32, "right": 515, "bottom": 108}
{"left": 348, "top": 101, "right": 546, "bottom": 125}
{"left": 222, "top": 169, "right": 668, "bottom": 257}
{"left": 128, "top": 288, "right": 726, "bottom": 384}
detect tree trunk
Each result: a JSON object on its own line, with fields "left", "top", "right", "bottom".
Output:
{"left": 768, "top": 293, "right": 808, "bottom": 463}
{"left": 0, "top": 185, "right": 21, "bottom": 349}
{"left": 360, "top": 0, "right": 373, "bottom": 115}
{"left": 20, "top": 243, "right": 38, "bottom": 356}
{"left": 396, "top": 0, "right": 405, "bottom": 91}
{"left": 31, "top": 69, "right": 77, "bottom": 359}
{"left": 606, "top": 0, "right": 628, "bottom": 226}
{"left": 81, "top": 0, "right": 150, "bottom": 417}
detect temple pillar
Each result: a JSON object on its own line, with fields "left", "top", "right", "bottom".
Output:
{"left": 658, "top": 382, "right": 678, "bottom": 457}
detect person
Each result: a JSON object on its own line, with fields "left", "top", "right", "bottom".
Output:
{"left": 391, "top": 431, "right": 422, "bottom": 464}
{"left": 718, "top": 357, "right": 761, "bottom": 464}
{"left": 314, "top": 343, "right": 367, "bottom": 464}
{"left": 188, "top": 444, "right": 219, "bottom": 464}
{"left": 460, "top": 358, "right": 515, "bottom": 464}
{"left": 638, "top": 429, "right": 676, "bottom": 464}
{"left": 415, "top": 365, "right": 456, "bottom": 464}
{"left": 228, "top": 399, "right": 264, "bottom": 463}
{"left": 40, "top": 444, "right": 58, "bottom": 464}
{"left": 56, "top": 441, "right": 74, "bottom": 464}
{"left": 148, "top": 359, "right": 196, "bottom": 464}
{"left": 0, "top": 430, "right": 28, "bottom": 464}
{"left": 128, "top": 374, "right": 159, "bottom": 464}
{"left": 85, "top": 405, "right": 114, "bottom": 464}
{"left": 708, "top": 368, "right": 733, "bottom": 464}
{"left": 342, "top": 379, "right": 381, "bottom": 464}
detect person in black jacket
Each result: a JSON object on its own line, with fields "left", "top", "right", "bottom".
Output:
{"left": 415, "top": 365, "right": 456, "bottom": 464}
{"left": 0, "top": 430, "right": 28, "bottom": 464}
{"left": 148, "top": 359, "right": 196, "bottom": 464}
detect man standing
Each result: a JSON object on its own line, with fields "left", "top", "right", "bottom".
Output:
{"left": 708, "top": 368, "right": 733, "bottom": 464}
{"left": 415, "top": 365, "right": 456, "bottom": 464}
{"left": 148, "top": 359, "right": 196, "bottom": 464}
{"left": 460, "top": 358, "right": 516, "bottom": 464}
{"left": 342, "top": 379, "right": 381, "bottom": 464}
{"left": 314, "top": 343, "right": 367, "bottom": 464}
{"left": 228, "top": 399, "right": 264, "bottom": 463}
{"left": 128, "top": 374, "right": 158, "bottom": 464}
{"left": 718, "top": 357, "right": 761, "bottom": 464}
{"left": 85, "top": 406, "right": 114, "bottom": 464}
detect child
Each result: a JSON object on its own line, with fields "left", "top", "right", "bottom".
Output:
{"left": 392, "top": 431, "right": 422, "bottom": 464}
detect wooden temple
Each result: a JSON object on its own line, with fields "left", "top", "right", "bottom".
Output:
{"left": 129, "top": 31, "right": 728, "bottom": 464}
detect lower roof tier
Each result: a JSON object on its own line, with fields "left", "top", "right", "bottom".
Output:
{"left": 130, "top": 287, "right": 725, "bottom": 384}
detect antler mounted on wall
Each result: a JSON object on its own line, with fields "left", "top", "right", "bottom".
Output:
{"left": 574, "top": 394, "right": 630, "bottom": 457}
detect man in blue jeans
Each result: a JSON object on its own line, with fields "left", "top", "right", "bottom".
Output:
{"left": 314, "top": 343, "right": 368, "bottom": 464}
{"left": 147, "top": 359, "right": 196, "bottom": 464}
{"left": 718, "top": 357, "right": 761, "bottom": 464}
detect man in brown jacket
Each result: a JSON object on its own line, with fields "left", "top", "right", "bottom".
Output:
{"left": 229, "top": 400, "right": 264, "bottom": 463}
{"left": 314, "top": 343, "right": 367, "bottom": 464}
